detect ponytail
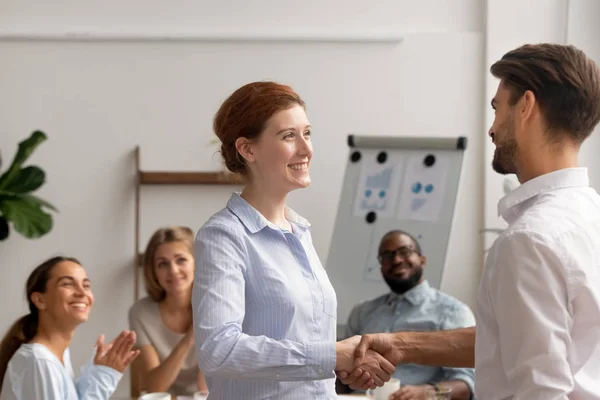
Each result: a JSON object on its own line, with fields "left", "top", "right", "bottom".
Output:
{"left": 0, "top": 255, "right": 79, "bottom": 393}
{"left": 0, "top": 313, "right": 39, "bottom": 392}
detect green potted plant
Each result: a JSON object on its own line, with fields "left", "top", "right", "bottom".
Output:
{"left": 0, "top": 130, "right": 57, "bottom": 241}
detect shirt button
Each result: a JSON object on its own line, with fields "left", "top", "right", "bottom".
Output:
{"left": 318, "top": 368, "right": 324, "bottom": 374}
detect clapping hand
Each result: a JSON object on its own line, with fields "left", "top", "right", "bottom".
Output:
{"left": 94, "top": 330, "right": 140, "bottom": 373}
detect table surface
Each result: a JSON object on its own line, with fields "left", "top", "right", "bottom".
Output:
{"left": 115, "top": 395, "right": 370, "bottom": 400}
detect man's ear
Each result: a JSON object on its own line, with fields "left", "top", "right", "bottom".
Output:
{"left": 235, "top": 137, "right": 255, "bottom": 163}
{"left": 519, "top": 90, "right": 538, "bottom": 122}
{"left": 31, "top": 292, "right": 46, "bottom": 310}
{"left": 420, "top": 255, "right": 427, "bottom": 266}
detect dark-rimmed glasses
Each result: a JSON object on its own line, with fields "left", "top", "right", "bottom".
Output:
{"left": 377, "top": 246, "right": 418, "bottom": 264}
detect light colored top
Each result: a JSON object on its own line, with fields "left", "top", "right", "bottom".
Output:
{"left": 0, "top": 343, "right": 121, "bottom": 400}
{"left": 128, "top": 296, "right": 198, "bottom": 395}
{"left": 345, "top": 281, "right": 475, "bottom": 396}
{"left": 192, "top": 193, "right": 338, "bottom": 400}
{"left": 476, "top": 168, "right": 600, "bottom": 399}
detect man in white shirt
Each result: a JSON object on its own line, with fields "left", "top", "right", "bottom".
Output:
{"left": 339, "top": 43, "right": 600, "bottom": 399}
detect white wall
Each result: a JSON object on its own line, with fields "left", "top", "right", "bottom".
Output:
{"left": 569, "top": 0, "right": 600, "bottom": 191}
{"left": 483, "top": 0, "right": 600, "bottom": 251}
{"left": 0, "top": 0, "right": 483, "bottom": 35}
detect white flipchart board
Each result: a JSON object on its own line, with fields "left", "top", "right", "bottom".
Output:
{"left": 327, "top": 135, "right": 467, "bottom": 335}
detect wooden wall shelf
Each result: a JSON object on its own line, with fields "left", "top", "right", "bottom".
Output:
{"left": 133, "top": 146, "right": 242, "bottom": 299}
{"left": 140, "top": 171, "right": 240, "bottom": 185}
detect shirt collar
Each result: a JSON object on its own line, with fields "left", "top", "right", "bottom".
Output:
{"left": 497, "top": 168, "right": 589, "bottom": 223}
{"left": 226, "top": 192, "right": 311, "bottom": 234}
{"left": 387, "top": 280, "right": 431, "bottom": 306}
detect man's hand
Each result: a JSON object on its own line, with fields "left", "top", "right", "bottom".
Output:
{"left": 389, "top": 384, "right": 432, "bottom": 400}
{"left": 355, "top": 333, "right": 403, "bottom": 366}
{"left": 335, "top": 336, "right": 395, "bottom": 388}
{"left": 337, "top": 333, "right": 403, "bottom": 390}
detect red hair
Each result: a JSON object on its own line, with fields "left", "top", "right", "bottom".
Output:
{"left": 213, "top": 81, "right": 306, "bottom": 175}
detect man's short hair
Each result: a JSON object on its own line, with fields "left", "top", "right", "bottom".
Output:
{"left": 379, "top": 230, "right": 422, "bottom": 254}
{"left": 490, "top": 43, "right": 600, "bottom": 143}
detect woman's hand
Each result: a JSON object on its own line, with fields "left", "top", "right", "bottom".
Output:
{"left": 94, "top": 330, "right": 140, "bottom": 373}
{"left": 179, "top": 324, "right": 195, "bottom": 351}
{"left": 335, "top": 335, "right": 395, "bottom": 389}
{"left": 185, "top": 325, "right": 195, "bottom": 344}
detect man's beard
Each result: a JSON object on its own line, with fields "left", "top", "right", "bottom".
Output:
{"left": 492, "top": 117, "right": 518, "bottom": 175}
{"left": 492, "top": 138, "right": 518, "bottom": 175}
{"left": 384, "top": 266, "right": 423, "bottom": 294}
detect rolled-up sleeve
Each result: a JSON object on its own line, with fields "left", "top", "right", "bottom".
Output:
{"left": 440, "top": 306, "right": 476, "bottom": 398}
{"left": 128, "top": 305, "right": 151, "bottom": 348}
{"left": 192, "top": 223, "right": 335, "bottom": 381}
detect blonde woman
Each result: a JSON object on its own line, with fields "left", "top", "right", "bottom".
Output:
{"left": 128, "top": 227, "right": 207, "bottom": 396}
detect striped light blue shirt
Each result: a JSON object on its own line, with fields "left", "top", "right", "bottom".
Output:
{"left": 192, "top": 193, "right": 338, "bottom": 400}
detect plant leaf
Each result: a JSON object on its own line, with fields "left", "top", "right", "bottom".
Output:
{"left": 21, "top": 193, "right": 58, "bottom": 212}
{"left": 0, "top": 192, "right": 58, "bottom": 212}
{"left": 3, "top": 166, "right": 45, "bottom": 193}
{"left": 0, "top": 198, "right": 52, "bottom": 238}
{"left": 0, "top": 216, "right": 8, "bottom": 241}
{"left": 0, "top": 131, "right": 47, "bottom": 190}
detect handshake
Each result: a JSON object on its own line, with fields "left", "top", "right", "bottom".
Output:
{"left": 334, "top": 333, "right": 401, "bottom": 391}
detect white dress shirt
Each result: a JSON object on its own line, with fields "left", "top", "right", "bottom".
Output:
{"left": 475, "top": 168, "right": 600, "bottom": 399}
